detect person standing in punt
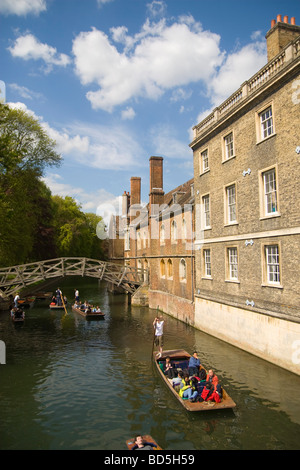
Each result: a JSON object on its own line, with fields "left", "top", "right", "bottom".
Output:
{"left": 153, "top": 315, "right": 164, "bottom": 358}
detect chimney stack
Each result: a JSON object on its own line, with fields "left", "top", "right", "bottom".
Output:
{"left": 130, "top": 177, "right": 141, "bottom": 207}
{"left": 129, "top": 177, "right": 141, "bottom": 223}
{"left": 149, "top": 156, "right": 165, "bottom": 215}
{"left": 266, "top": 15, "right": 300, "bottom": 61}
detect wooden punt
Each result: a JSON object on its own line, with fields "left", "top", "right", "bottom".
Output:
{"left": 126, "top": 435, "right": 162, "bottom": 450}
{"left": 72, "top": 305, "right": 105, "bottom": 320}
{"left": 154, "top": 349, "right": 236, "bottom": 412}
{"left": 18, "top": 297, "right": 35, "bottom": 308}
{"left": 49, "top": 302, "right": 67, "bottom": 310}
{"left": 11, "top": 310, "right": 25, "bottom": 322}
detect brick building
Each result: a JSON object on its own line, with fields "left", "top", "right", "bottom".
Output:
{"left": 190, "top": 15, "right": 300, "bottom": 374}
{"left": 110, "top": 156, "right": 195, "bottom": 324}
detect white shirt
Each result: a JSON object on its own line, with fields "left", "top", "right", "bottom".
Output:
{"left": 155, "top": 320, "right": 164, "bottom": 336}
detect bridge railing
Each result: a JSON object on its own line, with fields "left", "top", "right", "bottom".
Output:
{"left": 0, "top": 257, "right": 147, "bottom": 298}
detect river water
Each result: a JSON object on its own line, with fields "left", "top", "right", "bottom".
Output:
{"left": 1, "top": 277, "right": 300, "bottom": 450}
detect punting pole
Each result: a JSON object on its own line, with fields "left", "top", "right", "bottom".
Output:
{"left": 60, "top": 293, "right": 68, "bottom": 315}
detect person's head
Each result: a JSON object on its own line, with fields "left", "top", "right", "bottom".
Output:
{"left": 183, "top": 373, "right": 190, "bottom": 383}
{"left": 192, "top": 351, "right": 198, "bottom": 358}
{"left": 178, "top": 370, "right": 184, "bottom": 378}
{"left": 135, "top": 435, "right": 144, "bottom": 445}
{"left": 166, "top": 356, "right": 170, "bottom": 363}
{"left": 208, "top": 369, "right": 214, "bottom": 378}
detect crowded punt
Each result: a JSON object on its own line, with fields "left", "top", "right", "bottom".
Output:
{"left": 154, "top": 349, "right": 236, "bottom": 411}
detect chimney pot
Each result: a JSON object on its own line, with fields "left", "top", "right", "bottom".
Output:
{"left": 291, "top": 17, "right": 296, "bottom": 25}
{"left": 277, "top": 14, "right": 282, "bottom": 23}
{"left": 271, "top": 19, "right": 276, "bottom": 28}
{"left": 283, "top": 15, "right": 288, "bottom": 24}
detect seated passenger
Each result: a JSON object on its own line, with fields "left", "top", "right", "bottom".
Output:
{"left": 199, "top": 381, "right": 222, "bottom": 403}
{"left": 188, "top": 352, "right": 200, "bottom": 376}
{"left": 172, "top": 370, "right": 184, "bottom": 391}
{"left": 196, "top": 368, "right": 207, "bottom": 395}
{"left": 206, "top": 369, "right": 218, "bottom": 388}
{"left": 131, "top": 435, "right": 158, "bottom": 451}
{"left": 179, "top": 374, "right": 198, "bottom": 402}
{"left": 164, "top": 356, "right": 177, "bottom": 379}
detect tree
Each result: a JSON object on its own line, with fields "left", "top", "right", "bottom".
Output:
{"left": 0, "top": 105, "right": 61, "bottom": 266}
{"left": 51, "top": 196, "right": 105, "bottom": 259}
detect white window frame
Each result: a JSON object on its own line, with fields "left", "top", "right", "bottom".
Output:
{"left": 227, "top": 247, "right": 239, "bottom": 281}
{"left": 202, "top": 194, "right": 211, "bottom": 230}
{"left": 256, "top": 102, "right": 275, "bottom": 143}
{"left": 259, "top": 166, "right": 280, "bottom": 219}
{"left": 203, "top": 249, "right": 212, "bottom": 278}
{"left": 223, "top": 132, "right": 234, "bottom": 161}
{"left": 262, "top": 244, "right": 282, "bottom": 287}
{"left": 200, "top": 148, "right": 209, "bottom": 174}
{"left": 225, "top": 183, "right": 237, "bottom": 225}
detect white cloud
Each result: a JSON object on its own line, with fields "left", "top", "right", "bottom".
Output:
{"left": 8, "top": 33, "right": 71, "bottom": 71}
{"left": 72, "top": 16, "right": 223, "bottom": 112}
{"left": 146, "top": 1, "right": 167, "bottom": 18}
{"left": 0, "top": 0, "right": 46, "bottom": 16}
{"left": 121, "top": 107, "right": 136, "bottom": 120}
{"left": 7, "top": 101, "right": 144, "bottom": 171}
{"left": 42, "top": 172, "right": 122, "bottom": 215}
{"left": 208, "top": 40, "right": 267, "bottom": 107}
{"left": 97, "top": 0, "right": 115, "bottom": 7}
{"left": 195, "top": 37, "right": 267, "bottom": 126}
{"left": 8, "top": 83, "right": 44, "bottom": 101}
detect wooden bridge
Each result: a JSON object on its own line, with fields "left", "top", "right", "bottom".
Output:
{"left": 0, "top": 257, "right": 147, "bottom": 299}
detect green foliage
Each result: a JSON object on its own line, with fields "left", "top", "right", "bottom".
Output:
{"left": 0, "top": 104, "right": 106, "bottom": 267}
{"left": 51, "top": 196, "right": 105, "bottom": 259}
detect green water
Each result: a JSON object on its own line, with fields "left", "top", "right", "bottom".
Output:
{"left": 1, "top": 277, "right": 300, "bottom": 450}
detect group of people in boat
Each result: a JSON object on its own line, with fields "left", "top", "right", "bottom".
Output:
{"left": 162, "top": 352, "right": 222, "bottom": 404}
{"left": 10, "top": 306, "right": 25, "bottom": 321}
{"left": 50, "top": 288, "right": 67, "bottom": 307}
{"left": 73, "top": 300, "right": 102, "bottom": 314}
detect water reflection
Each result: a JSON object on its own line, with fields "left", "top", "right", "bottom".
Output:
{"left": 1, "top": 277, "right": 300, "bottom": 450}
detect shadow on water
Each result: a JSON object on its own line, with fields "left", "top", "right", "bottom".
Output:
{"left": 1, "top": 277, "right": 300, "bottom": 450}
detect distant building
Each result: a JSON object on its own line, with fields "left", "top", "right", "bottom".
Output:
{"left": 189, "top": 15, "right": 300, "bottom": 374}
{"left": 109, "top": 156, "right": 195, "bottom": 324}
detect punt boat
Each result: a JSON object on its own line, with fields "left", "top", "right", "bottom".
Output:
{"left": 17, "top": 297, "right": 35, "bottom": 308}
{"left": 49, "top": 302, "right": 67, "bottom": 310}
{"left": 72, "top": 305, "right": 105, "bottom": 320}
{"left": 11, "top": 309, "right": 25, "bottom": 322}
{"left": 153, "top": 349, "right": 236, "bottom": 412}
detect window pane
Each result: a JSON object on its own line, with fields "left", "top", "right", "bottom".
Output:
{"left": 228, "top": 248, "right": 238, "bottom": 280}
{"left": 227, "top": 185, "right": 236, "bottom": 222}
{"left": 264, "top": 169, "right": 277, "bottom": 214}
{"left": 260, "top": 107, "right": 273, "bottom": 139}
{"left": 204, "top": 249, "right": 211, "bottom": 277}
{"left": 225, "top": 133, "right": 234, "bottom": 159}
{"left": 202, "top": 150, "right": 209, "bottom": 171}
{"left": 203, "top": 195, "right": 210, "bottom": 227}
{"left": 266, "top": 245, "right": 280, "bottom": 283}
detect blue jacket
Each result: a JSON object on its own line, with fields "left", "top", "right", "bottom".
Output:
{"left": 188, "top": 356, "right": 200, "bottom": 368}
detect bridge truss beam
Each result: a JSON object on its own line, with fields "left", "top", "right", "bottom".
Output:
{"left": 0, "top": 257, "right": 147, "bottom": 299}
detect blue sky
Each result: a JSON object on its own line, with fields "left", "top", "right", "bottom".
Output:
{"left": 1, "top": 0, "right": 299, "bottom": 220}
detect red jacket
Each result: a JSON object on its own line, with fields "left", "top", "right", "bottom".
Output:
{"left": 206, "top": 374, "right": 218, "bottom": 388}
